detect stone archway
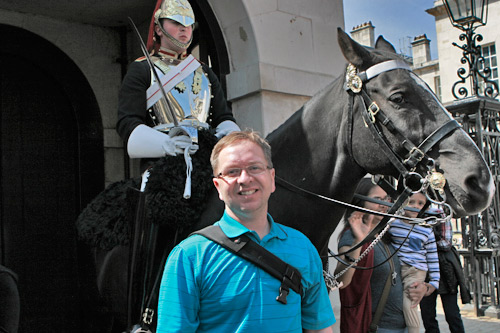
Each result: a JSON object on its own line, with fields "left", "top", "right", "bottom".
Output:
{"left": 206, "top": 0, "right": 343, "bottom": 135}
{"left": 0, "top": 24, "right": 104, "bottom": 332}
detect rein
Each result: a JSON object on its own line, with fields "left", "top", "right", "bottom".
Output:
{"left": 275, "top": 176, "right": 440, "bottom": 225}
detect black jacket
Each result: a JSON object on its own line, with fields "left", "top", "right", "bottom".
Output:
{"left": 437, "top": 247, "right": 471, "bottom": 304}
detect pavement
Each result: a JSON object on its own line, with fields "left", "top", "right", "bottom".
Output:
{"left": 330, "top": 291, "right": 500, "bottom": 332}
{"left": 327, "top": 237, "right": 500, "bottom": 332}
{"left": 418, "top": 301, "right": 500, "bottom": 332}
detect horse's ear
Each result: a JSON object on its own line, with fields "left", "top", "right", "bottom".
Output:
{"left": 337, "top": 27, "right": 372, "bottom": 68}
{"left": 375, "top": 35, "right": 397, "bottom": 54}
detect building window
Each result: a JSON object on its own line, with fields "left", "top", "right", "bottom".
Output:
{"left": 434, "top": 76, "right": 442, "bottom": 101}
{"left": 479, "top": 43, "right": 498, "bottom": 95}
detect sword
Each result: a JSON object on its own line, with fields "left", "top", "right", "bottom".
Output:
{"left": 128, "top": 17, "right": 179, "bottom": 127}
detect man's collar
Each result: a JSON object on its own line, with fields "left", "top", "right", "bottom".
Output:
{"left": 158, "top": 47, "right": 188, "bottom": 60}
{"left": 217, "top": 211, "right": 287, "bottom": 240}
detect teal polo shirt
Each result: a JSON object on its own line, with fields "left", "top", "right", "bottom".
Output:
{"left": 157, "top": 211, "right": 335, "bottom": 332}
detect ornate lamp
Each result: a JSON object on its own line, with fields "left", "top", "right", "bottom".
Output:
{"left": 442, "top": 0, "right": 498, "bottom": 99}
{"left": 443, "top": 0, "right": 487, "bottom": 27}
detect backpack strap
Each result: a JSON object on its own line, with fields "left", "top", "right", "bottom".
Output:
{"left": 192, "top": 225, "right": 303, "bottom": 304}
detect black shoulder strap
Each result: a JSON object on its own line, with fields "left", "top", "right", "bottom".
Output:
{"left": 192, "top": 225, "right": 303, "bottom": 304}
{"left": 369, "top": 242, "right": 396, "bottom": 332}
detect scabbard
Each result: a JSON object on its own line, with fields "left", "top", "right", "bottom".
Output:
{"left": 127, "top": 186, "right": 146, "bottom": 328}
{"left": 127, "top": 170, "right": 157, "bottom": 329}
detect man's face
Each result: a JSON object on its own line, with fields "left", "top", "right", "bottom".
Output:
{"left": 213, "top": 140, "right": 275, "bottom": 221}
{"left": 157, "top": 18, "right": 193, "bottom": 53}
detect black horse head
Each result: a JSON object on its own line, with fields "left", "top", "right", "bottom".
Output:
{"left": 337, "top": 28, "right": 494, "bottom": 216}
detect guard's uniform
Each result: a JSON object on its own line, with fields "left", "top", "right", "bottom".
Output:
{"left": 117, "top": 48, "right": 236, "bottom": 144}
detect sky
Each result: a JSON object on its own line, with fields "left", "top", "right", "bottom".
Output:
{"left": 343, "top": 0, "right": 439, "bottom": 59}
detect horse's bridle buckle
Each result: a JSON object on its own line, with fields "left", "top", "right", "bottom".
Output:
{"left": 404, "top": 147, "right": 425, "bottom": 167}
{"left": 368, "top": 102, "right": 380, "bottom": 123}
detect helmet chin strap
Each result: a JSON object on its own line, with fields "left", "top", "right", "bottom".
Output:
{"left": 156, "top": 22, "right": 193, "bottom": 50}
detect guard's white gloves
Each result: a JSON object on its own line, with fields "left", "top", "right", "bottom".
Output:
{"left": 127, "top": 124, "right": 192, "bottom": 158}
{"left": 215, "top": 120, "right": 241, "bottom": 139}
{"left": 166, "top": 135, "right": 193, "bottom": 155}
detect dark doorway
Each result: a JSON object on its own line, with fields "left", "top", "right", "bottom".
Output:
{"left": 0, "top": 24, "right": 104, "bottom": 332}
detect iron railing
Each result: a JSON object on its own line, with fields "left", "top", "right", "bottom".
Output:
{"left": 447, "top": 97, "right": 500, "bottom": 318}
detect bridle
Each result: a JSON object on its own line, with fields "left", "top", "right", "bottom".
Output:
{"left": 316, "top": 61, "right": 462, "bottom": 289}
{"left": 277, "top": 59, "right": 462, "bottom": 288}
{"left": 343, "top": 61, "right": 458, "bottom": 241}
{"left": 345, "top": 60, "right": 461, "bottom": 197}
{"left": 277, "top": 60, "right": 460, "bottom": 225}
{"left": 323, "top": 60, "right": 461, "bottom": 287}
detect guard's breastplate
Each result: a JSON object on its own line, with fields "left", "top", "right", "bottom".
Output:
{"left": 149, "top": 57, "right": 211, "bottom": 128}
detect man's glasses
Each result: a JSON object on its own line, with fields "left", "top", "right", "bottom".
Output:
{"left": 216, "top": 163, "right": 271, "bottom": 181}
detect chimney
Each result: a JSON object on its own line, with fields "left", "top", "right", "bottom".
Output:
{"left": 411, "top": 34, "right": 431, "bottom": 65}
{"left": 351, "top": 21, "right": 375, "bottom": 48}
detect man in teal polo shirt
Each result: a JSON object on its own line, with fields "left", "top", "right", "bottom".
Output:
{"left": 157, "top": 130, "right": 335, "bottom": 332}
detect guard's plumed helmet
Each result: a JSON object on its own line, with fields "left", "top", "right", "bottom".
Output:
{"left": 155, "top": 0, "right": 195, "bottom": 27}
{"left": 147, "top": 0, "right": 195, "bottom": 52}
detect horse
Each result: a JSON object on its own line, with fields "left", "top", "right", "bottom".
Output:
{"left": 81, "top": 28, "right": 494, "bottom": 332}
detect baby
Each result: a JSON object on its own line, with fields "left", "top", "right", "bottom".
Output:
{"left": 389, "top": 192, "right": 440, "bottom": 333}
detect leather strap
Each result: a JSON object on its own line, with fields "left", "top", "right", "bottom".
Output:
{"left": 418, "top": 119, "right": 461, "bottom": 153}
{"left": 369, "top": 242, "right": 396, "bottom": 332}
{"left": 358, "top": 60, "right": 411, "bottom": 82}
{"left": 193, "top": 225, "right": 303, "bottom": 304}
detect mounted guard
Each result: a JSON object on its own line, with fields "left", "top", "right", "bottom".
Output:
{"left": 118, "top": 0, "right": 239, "bottom": 174}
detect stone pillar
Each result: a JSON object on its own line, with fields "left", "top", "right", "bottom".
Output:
{"left": 211, "top": 0, "right": 345, "bottom": 136}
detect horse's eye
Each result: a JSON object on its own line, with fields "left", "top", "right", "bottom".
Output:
{"left": 389, "top": 93, "right": 405, "bottom": 104}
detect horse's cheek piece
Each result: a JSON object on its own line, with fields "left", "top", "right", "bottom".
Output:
{"left": 346, "top": 63, "right": 363, "bottom": 93}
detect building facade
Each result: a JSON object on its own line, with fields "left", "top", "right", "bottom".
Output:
{"left": 349, "top": 0, "right": 499, "bottom": 107}
{"left": 427, "top": 0, "right": 499, "bottom": 104}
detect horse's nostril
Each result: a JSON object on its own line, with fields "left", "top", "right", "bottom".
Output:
{"left": 465, "top": 174, "right": 480, "bottom": 192}
{"left": 463, "top": 171, "right": 495, "bottom": 209}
